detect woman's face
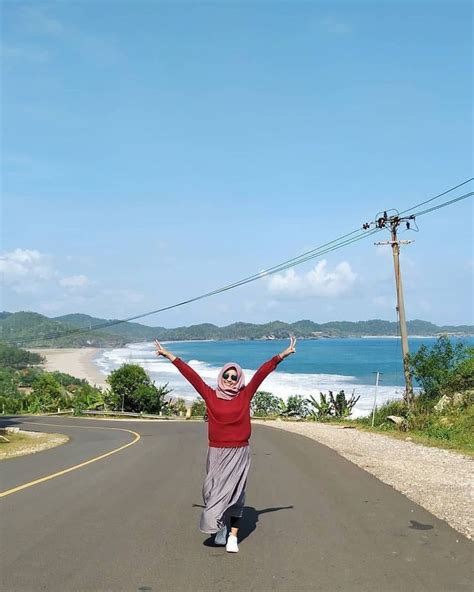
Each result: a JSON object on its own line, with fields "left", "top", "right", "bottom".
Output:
{"left": 222, "top": 367, "right": 238, "bottom": 388}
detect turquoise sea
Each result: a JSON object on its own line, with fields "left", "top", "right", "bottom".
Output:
{"left": 95, "top": 336, "right": 473, "bottom": 417}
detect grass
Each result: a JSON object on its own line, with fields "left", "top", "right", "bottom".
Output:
{"left": 0, "top": 431, "right": 68, "bottom": 460}
{"left": 358, "top": 426, "right": 474, "bottom": 456}
{"left": 352, "top": 397, "right": 474, "bottom": 456}
{"left": 253, "top": 395, "right": 474, "bottom": 456}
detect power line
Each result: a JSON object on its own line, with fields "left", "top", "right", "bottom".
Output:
{"left": 409, "top": 191, "right": 473, "bottom": 218}
{"left": 3, "top": 228, "right": 380, "bottom": 344}
{"left": 3, "top": 180, "right": 472, "bottom": 345}
{"left": 366, "top": 183, "right": 473, "bottom": 404}
{"left": 398, "top": 178, "right": 473, "bottom": 216}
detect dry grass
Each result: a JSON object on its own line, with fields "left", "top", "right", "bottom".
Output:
{"left": 0, "top": 430, "right": 69, "bottom": 460}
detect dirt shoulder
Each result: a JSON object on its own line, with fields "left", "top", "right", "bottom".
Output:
{"left": 0, "top": 430, "right": 69, "bottom": 460}
{"left": 254, "top": 419, "right": 473, "bottom": 540}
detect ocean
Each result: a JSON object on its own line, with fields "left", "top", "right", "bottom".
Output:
{"left": 94, "top": 337, "right": 473, "bottom": 418}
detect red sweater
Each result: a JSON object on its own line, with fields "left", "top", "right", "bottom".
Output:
{"left": 172, "top": 355, "right": 281, "bottom": 448}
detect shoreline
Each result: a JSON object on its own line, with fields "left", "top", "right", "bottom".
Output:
{"left": 29, "top": 348, "right": 108, "bottom": 389}
{"left": 154, "top": 334, "right": 474, "bottom": 342}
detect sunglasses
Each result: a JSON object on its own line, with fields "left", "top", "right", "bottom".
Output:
{"left": 223, "top": 371, "right": 238, "bottom": 381}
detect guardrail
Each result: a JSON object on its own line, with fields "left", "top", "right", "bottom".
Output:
{"left": 45, "top": 410, "right": 204, "bottom": 420}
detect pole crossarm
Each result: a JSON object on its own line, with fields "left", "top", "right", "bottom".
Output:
{"left": 374, "top": 240, "right": 414, "bottom": 246}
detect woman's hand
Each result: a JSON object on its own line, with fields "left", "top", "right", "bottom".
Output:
{"left": 278, "top": 336, "right": 296, "bottom": 360}
{"left": 154, "top": 339, "right": 176, "bottom": 362}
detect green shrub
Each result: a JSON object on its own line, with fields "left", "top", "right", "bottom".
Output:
{"left": 357, "top": 399, "right": 408, "bottom": 428}
{"left": 0, "top": 344, "right": 43, "bottom": 369}
{"left": 0, "top": 367, "right": 20, "bottom": 398}
{"left": 307, "top": 390, "right": 360, "bottom": 420}
{"left": 307, "top": 393, "right": 332, "bottom": 421}
{"left": 72, "top": 384, "right": 105, "bottom": 415}
{"left": 18, "top": 367, "right": 43, "bottom": 387}
{"left": 171, "top": 398, "right": 188, "bottom": 416}
{"left": 280, "top": 395, "right": 308, "bottom": 418}
{"left": 0, "top": 394, "right": 24, "bottom": 414}
{"left": 106, "top": 364, "right": 172, "bottom": 413}
{"left": 408, "top": 336, "right": 471, "bottom": 401}
{"left": 251, "top": 391, "right": 284, "bottom": 417}
{"left": 191, "top": 397, "right": 206, "bottom": 416}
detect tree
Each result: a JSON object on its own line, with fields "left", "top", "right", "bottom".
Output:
{"left": 106, "top": 364, "right": 172, "bottom": 413}
{"left": 106, "top": 364, "right": 152, "bottom": 411}
{"left": 191, "top": 397, "right": 206, "bottom": 416}
{"left": 307, "top": 393, "right": 332, "bottom": 420}
{"left": 307, "top": 390, "right": 360, "bottom": 420}
{"left": 450, "top": 348, "right": 474, "bottom": 393}
{"left": 0, "top": 343, "right": 43, "bottom": 369}
{"left": 29, "top": 373, "right": 68, "bottom": 412}
{"left": 408, "top": 337, "right": 470, "bottom": 401}
{"left": 72, "top": 384, "right": 105, "bottom": 415}
{"left": 32, "top": 373, "right": 64, "bottom": 400}
{"left": 169, "top": 398, "right": 188, "bottom": 416}
{"left": 18, "top": 367, "right": 43, "bottom": 387}
{"left": 280, "top": 395, "right": 308, "bottom": 418}
{"left": 134, "top": 383, "right": 172, "bottom": 414}
{"left": 0, "top": 367, "right": 20, "bottom": 398}
{"left": 251, "top": 391, "right": 284, "bottom": 417}
{"left": 328, "top": 390, "right": 360, "bottom": 418}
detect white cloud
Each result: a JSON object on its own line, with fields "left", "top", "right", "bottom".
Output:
{"left": 0, "top": 248, "right": 92, "bottom": 296}
{"left": 267, "top": 260, "right": 357, "bottom": 300}
{"left": 59, "top": 275, "right": 90, "bottom": 289}
{"left": 0, "top": 248, "right": 147, "bottom": 317}
{"left": 0, "top": 248, "right": 55, "bottom": 291}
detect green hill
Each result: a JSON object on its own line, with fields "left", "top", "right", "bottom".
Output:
{"left": 55, "top": 313, "right": 165, "bottom": 342}
{"left": 0, "top": 312, "right": 127, "bottom": 348}
{"left": 0, "top": 311, "right": 472, "bottom": 346}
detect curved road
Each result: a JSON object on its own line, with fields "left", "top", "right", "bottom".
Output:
{"left": 0, "top": 416, "right": 472, "bottom": 592}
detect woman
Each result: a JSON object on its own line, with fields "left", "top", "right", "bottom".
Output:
{"left": 154, "top": 336, "right": 296, "bottom": 553}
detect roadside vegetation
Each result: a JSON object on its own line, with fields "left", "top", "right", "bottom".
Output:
{"left": 0, "top": 429, "right": 69, "bottom": 460}
{"left": 0, "top": 337, "right": 472, "bottom": 452}
{"left": 252, "top": 337, "right": 473, "bottom": 454}
{"left": 0, "top": 344, "right": 188, "bottom": 417}
{"left": 354, "top": 337, "right": 474, "bottom": 454}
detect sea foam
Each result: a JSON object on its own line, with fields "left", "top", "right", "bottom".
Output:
{"left": 94, "top": 343, "right": 405, "bottom": 418}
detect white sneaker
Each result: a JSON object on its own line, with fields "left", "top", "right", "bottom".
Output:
{"left": 226, "top": 534, "right": 239, "bottom": 553}
{"left": 214, "top": 525, "right": 228, "bottom": 546}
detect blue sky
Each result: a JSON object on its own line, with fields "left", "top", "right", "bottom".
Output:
{"left": 1, "top": 1, "right": 472, "bottom": 327}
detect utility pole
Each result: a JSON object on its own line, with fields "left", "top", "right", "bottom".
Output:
{"left": 365, "top": 212, "right": 415, "bottom": 404}
{"left": 371, "top": 371, "right": 381, "bottom": 427}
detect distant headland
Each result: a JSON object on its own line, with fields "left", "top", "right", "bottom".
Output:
{"left": 0, "top": 311, "right": 472, "bottom": 349}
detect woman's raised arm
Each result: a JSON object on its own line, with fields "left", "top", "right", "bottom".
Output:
{"left": 154, "top": 339, "right": 213, "bottom": 401}
{"left": 154, "top": 339, "right": 176, "bottom": 362}
{"left": 277, "top": 335, "right": 296, "bottom": 361}
{"left": 246, "top": 336, "right": 297, "bottom": 397}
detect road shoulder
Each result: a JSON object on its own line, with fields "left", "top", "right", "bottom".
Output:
{"left": 254, "top": 419, "right": 473, "bottom": 540}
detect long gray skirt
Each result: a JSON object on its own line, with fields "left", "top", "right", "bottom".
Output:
{"left": 199, "top": 445, "right": 251, "bottom": 534}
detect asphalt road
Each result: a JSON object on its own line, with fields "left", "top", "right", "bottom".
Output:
{"left": 0, "top": 416, "right": 472, "bottom": 592}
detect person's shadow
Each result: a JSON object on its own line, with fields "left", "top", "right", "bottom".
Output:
{"left": 192, "top": 504, "right": 293, "bottom": 547}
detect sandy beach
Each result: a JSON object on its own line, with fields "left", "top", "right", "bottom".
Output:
{"left": 29, "top": 348, "right": 108, "bottom": 389}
